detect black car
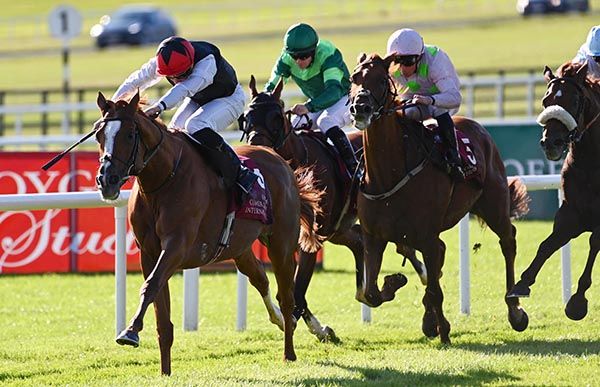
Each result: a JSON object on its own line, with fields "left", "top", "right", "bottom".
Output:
{"left": 90, "top": 5, "right": 177, "bottom": 48}
{"left": 516, "top": 0, "right": 589, "bottom": 15}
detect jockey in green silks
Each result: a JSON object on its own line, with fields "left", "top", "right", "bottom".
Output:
{"left": 265, "top": 22, "right": 358, "bottom": 175}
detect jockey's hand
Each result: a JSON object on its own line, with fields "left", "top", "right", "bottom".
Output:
{"left": 144, "top": 105, "right": 162, "bottom": 119}
{"left": 291, "top": 103, "right": 309, "bottom": 116}
{"left": 412, "top": 95, "right": 434, "bottom": 106}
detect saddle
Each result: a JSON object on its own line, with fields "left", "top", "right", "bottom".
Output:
{"left": 421, "top": 121, "right": 480, "bottom": 183}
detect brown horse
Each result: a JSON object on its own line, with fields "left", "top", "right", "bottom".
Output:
{"left": 508, "top": 62, "right": 600, "bottom": 321}
{"left": 93, "top": 91, "right": 322, "bottom": 374}
{"left": 241, "top": 75, "right": 426, "bottom": 342}
{"left": 350, "top": 53, "right": 530, "bottom": 344}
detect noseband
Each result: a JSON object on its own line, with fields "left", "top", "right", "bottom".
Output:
{"left": 539, "top": 76, "right": 588, "bottom": 144}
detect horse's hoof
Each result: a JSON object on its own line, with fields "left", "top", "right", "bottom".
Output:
{"left": 508, "top": 307, "right": 529, "bottom": 332}
{"left": 116, "top": 329, "right": 139, "bottom": 347}
{"left": 507, "top": 282, "right": 530, "bottom": 298}
{"left": 284, "top": 352, "right": 297, "bottom": 362}
{"left": 319, "top": 326, "right": 340, "bottom": 344}
{"left": 565, "top": 295, "right": 588, "bottom": 321}
{"left": 422, "top": 311, "right": 439, "bottom": 338}
{"left": 382, "top": 273, "right": 408, "bottom": 299}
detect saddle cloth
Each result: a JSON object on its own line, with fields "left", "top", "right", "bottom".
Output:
{"left": 229, "top": 156, "right": 273, "bottom": 225}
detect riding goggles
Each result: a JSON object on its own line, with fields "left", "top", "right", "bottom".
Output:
{"left": 593, "top": 56, "right": 600, "bottom": 64}
{"left": 290, "top": 51, "right": 314, "bottom": 60}
{"left": 396, "top": 55, "right": 419, "bottom": 66}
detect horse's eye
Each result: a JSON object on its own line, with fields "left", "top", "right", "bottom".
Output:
{"left": 128, "top": 132, "right": 134, "bottom": 140}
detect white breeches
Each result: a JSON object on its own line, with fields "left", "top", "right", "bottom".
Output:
{"left": 290, "top": 95, "right": 351, "bottom": 133}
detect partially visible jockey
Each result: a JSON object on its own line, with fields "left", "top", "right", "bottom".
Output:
{"left": 573, "top": 25, "right": 600, "bottom": 78}
{"left": 112, "top": 36, "right": 257, "bottom": 194}
{"left": 265, "top": 22, "right": 358, "bottom": 175}
{"left": 387, "top": 28, "right": 464, "bottom": 180}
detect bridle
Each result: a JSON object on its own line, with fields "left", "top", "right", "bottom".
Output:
{"left": 97, "top": 114, "right": 166, "bottom": 188}
{"left": 540, "top": 75, "right": 600, "bottom": 144}
{"left": 239, "top": 98, "right": 295, "bottom": 150}
{"left": 350, "top": 60, "right": 399, "bottom": 122}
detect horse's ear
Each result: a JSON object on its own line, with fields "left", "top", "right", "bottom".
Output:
{"left": 543, "top": 65, "right": 555, "bottom": 82}
{"left": 273, "top": 77, "right": 284, "bottom": 101}
{"left": 97, "top": 92, "right": 109, "bottom": 112}
{"left": 249, "top": 75, "right": 258, "bottom": 98}
{"left": 129, "top": 91, "right": 140, "bottom": 107}
{"left": 357, "top": 52, "right": 367, "bottom": 64}
{"left": 383, "top": 53, "right": 396, "bottom": 70}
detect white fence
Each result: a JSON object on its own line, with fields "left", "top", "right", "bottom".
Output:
{"left": 0, "top": 174, "right": 567, "bottom": 331}
{"left": 0, "top": 72, "right": 547, "bottom": 148}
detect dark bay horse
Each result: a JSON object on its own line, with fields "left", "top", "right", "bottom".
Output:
{"left": 350, "top": 53, "right": 530, "bottom": 344}
{"left": 241, "top": 75, "right": 426, "bottom": 342}
{"left": 93, "top": 92, "right": 322, "bottom": 374}
{"left": 509, "top": 62, "right": 600, "bottom": 321}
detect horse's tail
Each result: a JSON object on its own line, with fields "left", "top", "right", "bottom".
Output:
{"left": 294, "top": 166, "right": 324, "bottom": 253}
{"left": 508, "top": 177, "right": 530, "bottom": 219}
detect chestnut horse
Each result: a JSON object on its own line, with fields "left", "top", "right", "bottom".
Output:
{"left": 93, "top": 92, "right": 322, "bottom": 374}
{"left": 350, "top": 53, "right": 530, "bottom": 344}
{"left": 240, "top": 76, "right": 426, "bottom": 342}
{"left": 509, "top": 62, "right": 600, "bottom": 321}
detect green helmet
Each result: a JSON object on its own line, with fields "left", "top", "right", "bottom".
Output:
{"left": 284, "top": 23, "right": 318, "bottom": 55}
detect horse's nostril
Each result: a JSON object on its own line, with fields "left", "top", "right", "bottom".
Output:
{"left": 363, "top": 105, "right": 372, "bottom": 114}
{"left": 540, "top": 139, "right": 545, "bottom": 147}
{"left": 108, "top": 175, "right": 120, "bottom": 185}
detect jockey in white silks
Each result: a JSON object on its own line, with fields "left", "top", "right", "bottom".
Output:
{"left": 386, "top": 28, "right": 464, "bottom": 180}
{"left": 573, "top": 25, "right": 600, "bottom": 79}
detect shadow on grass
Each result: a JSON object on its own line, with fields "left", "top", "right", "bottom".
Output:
{"left": 0, "top": 368, "right": 62, "bottom": 382}
{"left": 455, "top": 337, "right": 600, "bottom": 357}
{"left": 237, "top": 361, "right": 516, "bottom": 386}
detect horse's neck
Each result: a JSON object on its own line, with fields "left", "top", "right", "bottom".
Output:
{"left": 571, "top": 125, "right": 600, "bottom": 168}
{"left": 363, "top": 114, "right": 408, "bottom": 189}
{"left": 277, "top": 130, "right": 307, "bottom": 167}
{"left": 136, "top": 122, "right": 179, "bottom": 191}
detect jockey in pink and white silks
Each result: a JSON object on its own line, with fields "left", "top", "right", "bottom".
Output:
{"left": 112, "top": 36, "right": 257, "bottom": 194}
{"left": 386, "top": 28, "right": 464, "bottom": 179}
{"left": 573, "top": 25, "right": 600, "bottom": 78}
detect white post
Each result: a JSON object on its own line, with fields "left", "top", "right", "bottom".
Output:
{"left": 361, "top": 303, "right": 371, "bottom": 323}
{"left": 558, "top": 189, "right": 571, "bottom": 304}
{"left": 236, "top": 270, "right": 248, "bottom": 331}
{"left": 114, "top": 206, "right": 127, "bottom": 335}
{"left": 459, "top": 213, "right": 470, "bottom": 315}
{"left": 183, "top": 268, "right": 199, "bottom": 331}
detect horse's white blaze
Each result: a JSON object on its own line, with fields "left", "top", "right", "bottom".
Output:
{"left": 537, "top": 105, "right": 578, "bottom": 131}
{"left": 103, "top": 120, "right": 122, "bottom": 159}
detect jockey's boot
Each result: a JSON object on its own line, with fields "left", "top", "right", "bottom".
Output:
{"left": 436, "top": 113, "right": 465, "bottom": 181}
{"left": 192, "top": 128, "right": 258, "bottom": 194}
{"left": 326, "top": 126, "right": 359, "bottom": 176}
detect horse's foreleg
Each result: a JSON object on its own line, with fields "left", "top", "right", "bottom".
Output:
{"left": 357, "top": 232, "right": 387, "bottom": 307}
{"left": 117, "top": 250, "right": 178, "bottom": 348}
{"left": 421, "top": 238, "right": 450, "bottom": 344}
{"left": 154, "top": 282, "right": 173, "bottom": 375}
{"left": 508, "top": 205, "right": 583, "bottom": 298}
{"left": 565, "top": 228, "right": 600, "bottom": 321}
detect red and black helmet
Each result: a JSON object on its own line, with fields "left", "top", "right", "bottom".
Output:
{"left": 156, "top": 36, "right": 195, "bottom": 76}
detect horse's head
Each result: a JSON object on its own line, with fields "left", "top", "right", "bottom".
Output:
{"left": 349, "top": 52, "right": 396, "bottom": 130}
{"left": 95, "top": 91, "right": 143, "bottom": 201}
{"left": 240, "top": 75, "right": 288, "bottom": 148}
{"left": 538, "top": 63, "right": 591, "bottom": 161}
